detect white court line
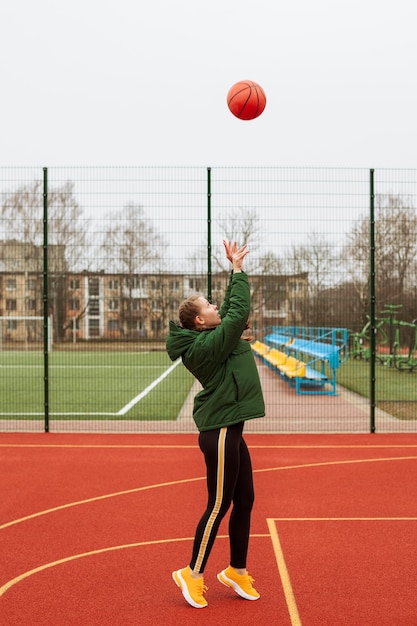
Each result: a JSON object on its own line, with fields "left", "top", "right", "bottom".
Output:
{"left": 117, "top": 359, "right": 181, "bottom": 415}
{"left": 1, "top": 365, "right": 165, "bottom": 369}
{"left": 0, "top": 412, "right": 115, "bottom": 416}
{"left": 0, "top": 360, "right": 182, "bottom": 417}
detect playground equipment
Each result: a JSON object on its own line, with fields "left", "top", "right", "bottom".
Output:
{"left": 351, "top": 304, "right": 417, "bottom": 372}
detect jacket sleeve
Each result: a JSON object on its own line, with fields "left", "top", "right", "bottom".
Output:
{"left": 201, "top": 272, "right": 250, "bottom": 363}
{"left": 218, "top": 272, "right": 233, "bottom": 319}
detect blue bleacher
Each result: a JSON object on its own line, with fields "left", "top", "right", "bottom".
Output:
{"left": 263, "top": 327, "right": 348, "bottom": 395}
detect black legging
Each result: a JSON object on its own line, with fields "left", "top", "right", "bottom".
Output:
{"left": 190, "top": 421, "right": 254, "bottom": 574}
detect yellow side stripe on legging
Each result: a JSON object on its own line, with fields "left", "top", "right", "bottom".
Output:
{"left": 194, "top": 427, "right": 227, "bottom": 573}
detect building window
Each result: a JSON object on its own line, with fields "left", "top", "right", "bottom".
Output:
{"left": 109, "top": 300, "right": 119, "bottom": 310}
{"left": 151, "top": 319, "right": 162, "bottom": 332}
{"left": 128, "top": 320, "right": 144, "bottom": 332}
{"left": 108, "top": 280, "right": 119, "bottom": 290}
{"left": 6, "top": 279, "right": 16, "bottom": 290}
{"left": 89, "top": 319, "right": 100, "bottom": 337}
{"left": 131, "top": 277, "right": 146, "bottom": 289}
{"left": 69, "top": 299, "right": 80, "bottom": 311}
{"left": 108, "top": 320, "right": 119, "bottom": 332}
{"left": 6, "top": 299, "right": 17, "bottom": 311}
{"left": 69, "top": 279, "right": 80, "bottom": 290}
{"left": 89, "top": 278, "right": 100, "bottom": 296}
{"left": 189, "top": 278, "right": 202, "bottom": 291}
{"left": 88, "top": 299, "right": 100, "bottom": 315}
{"left": 290, "top": 281, "right": 304, "bottom": 293}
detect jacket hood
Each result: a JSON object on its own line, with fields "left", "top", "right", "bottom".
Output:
{"left": 166, "top": 320, "right": 198, "bottom": 361}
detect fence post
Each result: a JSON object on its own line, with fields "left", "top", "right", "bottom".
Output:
{"left": 369, "top": 169, "right": 376, "bottom": 433}
{"left": 207, "top": 167, "right": 212, "bottom": 302}
{"left": 43, "top": 167, "right": 49, "bottom": 433}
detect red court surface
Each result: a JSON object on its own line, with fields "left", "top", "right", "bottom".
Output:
{"left": 1, "top": 432, "right": 417, "bottom": 625}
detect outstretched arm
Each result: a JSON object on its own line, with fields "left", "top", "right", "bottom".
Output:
{"left": 219, "top": 241, "right": 250, "bottom": 320}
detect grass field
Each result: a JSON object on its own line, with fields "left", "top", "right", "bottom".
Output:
{"left": 1, "top": 351, "right": 416, "bottom": 423}
{"left": 0, "top": 350, "right": 194, "bottom": 421}
{"left": 338, "top": 357, "right": 417, "bottom": 420}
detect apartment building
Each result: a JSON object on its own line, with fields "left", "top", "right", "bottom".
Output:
{"left": 0, "top": 268, "right": 307, "bottom": 345}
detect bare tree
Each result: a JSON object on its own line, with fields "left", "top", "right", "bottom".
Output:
{"left": 1, "top": 179, "right": 87, "bottom": 270}
{"left": 101, "top": 203, "right": 165, "bottom": 338}
{"left": 1, "top": 179, "right": 88, "bottom": 339}
{"left": 101, "top": 203, "right": 163, "bottom": 274}
{"left": 344, "top": 194, "right": 417, "bottom": 321}
{"left": 212, "top": 208, "right": 261, "bottom": 272}
{"left": 285, "top": 232, "right": 340, "bottom": 325}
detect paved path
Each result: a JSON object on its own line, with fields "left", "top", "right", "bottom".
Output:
{"left": 175, "top": 361, "right": 413, "bottom": 434}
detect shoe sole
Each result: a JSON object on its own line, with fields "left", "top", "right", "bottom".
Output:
{"left": 172, "top": 569, "right": 208, "bottom": 609}
{"left": 217, "top": 570, "right": 260, "bottom": 601}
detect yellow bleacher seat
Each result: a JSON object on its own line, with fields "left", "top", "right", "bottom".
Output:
{"left": 264, "top": 349, "right": 287, "bottom": 367}
{"left": 278, "top": 356, "right": 306, "bottom": 378}
{"left": 251, "top": 340, "right": 269, "bottom": 356}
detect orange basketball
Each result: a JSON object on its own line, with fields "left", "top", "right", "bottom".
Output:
{"left": 227, "top": 80, "right": 266, "bottom": 121}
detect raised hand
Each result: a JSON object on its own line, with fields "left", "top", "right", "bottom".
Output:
{"left": 223, "top": 240, "right": 249, "bottom": 273}
{"left": 223, "top": 240, "right": 237, "bottom": 264}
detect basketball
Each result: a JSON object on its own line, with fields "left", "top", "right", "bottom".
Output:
{"left": 227, "top": 80, "right": 266, "bottom": 121}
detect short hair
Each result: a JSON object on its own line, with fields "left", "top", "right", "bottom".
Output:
{"left": 178, "top": 295, "right": 202, "bottom": 330}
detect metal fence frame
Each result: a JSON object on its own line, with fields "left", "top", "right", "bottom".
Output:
{"left": 1, "top": 166, "right": 416, "bottom": 433}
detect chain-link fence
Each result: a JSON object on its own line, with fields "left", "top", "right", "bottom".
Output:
{"left": 1, "top": 166, "right": 416, "bottom": 433}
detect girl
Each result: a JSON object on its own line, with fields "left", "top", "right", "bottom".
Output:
{"left": 166, "top": 241, "right": 265, "bottom": 608}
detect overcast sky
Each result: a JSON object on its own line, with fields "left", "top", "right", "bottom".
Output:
{"left": 1, "top": 0, "right": 417, "bottom": 168}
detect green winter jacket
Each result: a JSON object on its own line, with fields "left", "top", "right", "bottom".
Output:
{"left": 166, "top": 272, "right": 265, "bottom": 432}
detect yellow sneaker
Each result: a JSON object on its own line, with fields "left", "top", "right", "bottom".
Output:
{"left": 217, "top": 566, "right": 260, "bottom": 600}
{"left": 172, "top": 566, "right": 208, "bottom": 608}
